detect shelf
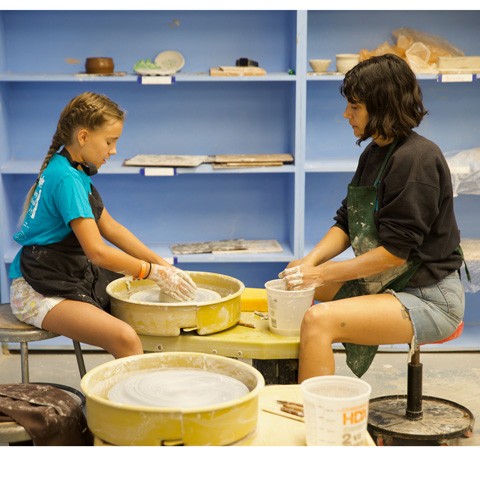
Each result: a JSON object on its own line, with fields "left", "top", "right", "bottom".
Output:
{"left": 0, "top": 160, "right": 140, "bottom": 175}
{"left": 0, "top": 72, "right": 296, "bottom": 83}
{"left": 176, "top": 72, "right": 296, "bottom": 82}
{"left": 0, "top": 159, "right": 296, "bottom": 175}
{"left": 307, "top": 72, "right": 480, "bottom": 82}
{"left": 0, "top": 73, "right": 137, "bottom": 82}
{"left": 5, "top": 72, "right": 475, "bottom": 84}
{"left": 9, "top": 156, "right": 469, "bottom": 177}
{"left": 305, "top": 159, "right": 357, "bottom": 173}
{"left": 1, "top": 9, "right": 479, "bottom": 353}
{"left": 4, "top": 241, "right": 293, "bottom": 266}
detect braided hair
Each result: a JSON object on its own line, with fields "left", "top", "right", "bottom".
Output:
{"left": 21, "top": 92, "right": 125, "bottom": 218}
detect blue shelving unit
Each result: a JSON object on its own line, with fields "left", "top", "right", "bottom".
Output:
{"left": 0, "top": 10, "right": 479, "bottom": 349}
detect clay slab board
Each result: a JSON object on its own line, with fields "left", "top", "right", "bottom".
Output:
{"left": 124, "top": 155, "right": 210, "bottom": 167}
{"left": 170, "top": 239, "right": 283, "bottom": 255}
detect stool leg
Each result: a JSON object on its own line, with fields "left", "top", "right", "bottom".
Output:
{"left": 406, "top": 349, "right": 423, "bottom": 420}
{"left": 19, "top": 341, "right": 30, "bottom": 383}
{"left": 73, "top": 340, "right": 87, "bottom": 378}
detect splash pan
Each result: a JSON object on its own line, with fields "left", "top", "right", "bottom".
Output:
{"left": 107, "top": 271, "right": 245, "bottom": 336}
{"left": 81, "top": 352, "right": 265, "bottom": 446}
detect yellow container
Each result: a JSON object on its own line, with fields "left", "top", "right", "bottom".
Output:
{"left": 107, "top": 271, "right": 244, "bottom": 336}
{"left": 81, "top": 352, "right": 264, "bottom": 446}
{"left": 240, "top": 287, "right": 268, "bottom": 312}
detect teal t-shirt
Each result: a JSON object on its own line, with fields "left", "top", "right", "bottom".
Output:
{"left": 9, "top": 153, "right": 95, "bottom": 279}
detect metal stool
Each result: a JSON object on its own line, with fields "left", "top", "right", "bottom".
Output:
{"left": 368, "top": 321, "right": 475, "bottom": 445}
{"left": 0, "top": 303, "right": 86, "bottom": 383}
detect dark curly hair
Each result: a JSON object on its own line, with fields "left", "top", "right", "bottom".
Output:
{"left": 340, "top": 54, "right": 428, "bottom": 145}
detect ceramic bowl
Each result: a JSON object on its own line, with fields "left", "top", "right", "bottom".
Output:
{"left": 154, "top": 50, "right": 185, "bottom": 75}
{"left": 85, "top": 57, "right": 114, "bottom": 75}
{"left": 336, "top": 54, "right": 360, "bottom": 74}
{"left": 309, "top": 59, "right": 332, "bottom": 73}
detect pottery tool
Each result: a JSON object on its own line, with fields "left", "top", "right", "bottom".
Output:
{"left": 261, "top": 399, "right": 305, "bottom": 422}
{"left": 277, "top": 400, "right": 304, "bottom": 417}
{"left": 238, "top": 321, "right": 256, "bottom": 329}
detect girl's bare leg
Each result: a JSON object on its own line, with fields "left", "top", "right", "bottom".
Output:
{"left": 42, "top": 299, "right": 143, "bottom": 358}
{"left": 298, "top": 293, "right": 413, "bottom": 382}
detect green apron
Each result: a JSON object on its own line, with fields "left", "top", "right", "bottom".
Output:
{"left": 333, "top": 140, "right": 421, "bottom": 377}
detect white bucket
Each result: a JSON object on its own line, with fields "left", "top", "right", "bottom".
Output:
{"left": 264, "top": 279, "right": 315, "bottom": 336}
{"left": 301, "top": 375, "right": 372, "bottom": 446}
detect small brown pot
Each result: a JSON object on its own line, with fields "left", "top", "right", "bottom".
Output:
{"left": 85, "top": 57, "right": 114, "bottom": 74}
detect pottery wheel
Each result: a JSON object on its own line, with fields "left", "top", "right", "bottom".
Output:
{"left": 129, "top": 286, "right": 221, "bottom": 304}
{"left": 108, "top": 368, "right": 249, "bottom": 408}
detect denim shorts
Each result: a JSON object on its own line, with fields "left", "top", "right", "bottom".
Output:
{"left": 387, "top": 272, "right": 465, "bottom": 346}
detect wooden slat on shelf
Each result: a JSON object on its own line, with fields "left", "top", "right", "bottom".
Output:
{"left": 210, "top": 66, "right": 266, "bottom": 76}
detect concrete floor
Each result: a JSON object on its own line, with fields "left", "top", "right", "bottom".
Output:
{"left": 0, "top": 347, "right": 478, "bottom": 446}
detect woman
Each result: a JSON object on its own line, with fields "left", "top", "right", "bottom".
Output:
{"left": 9, "top": 92, "right": 197, "bottom": 359}
{"left": 279, "top": 54, "right": 465, "bottom": 381}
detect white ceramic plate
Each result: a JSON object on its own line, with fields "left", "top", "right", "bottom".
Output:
{"left": 154, "top": 50, "right": 185, "bottom": 75}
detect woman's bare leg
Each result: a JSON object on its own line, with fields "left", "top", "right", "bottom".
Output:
{"left": 42, "top": 299, "right": 143, "bottom": 358}
{"left": 298, "top": 293, "right": 413, "bottom": 382}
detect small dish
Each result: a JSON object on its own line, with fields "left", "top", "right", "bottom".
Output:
{"left": 309, "top": 59, "right": 331, "bottom": 73}
{"left": 154, "top": 50, "right": 185, "bottom": 75}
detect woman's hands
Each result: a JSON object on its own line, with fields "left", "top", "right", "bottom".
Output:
{"left": 148, "top": 264, "right": 197, "bottom": 301}
{"left": 278, "top": 264, "right": 324, "bottom": 291}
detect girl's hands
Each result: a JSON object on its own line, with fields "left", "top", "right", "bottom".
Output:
{"left": 148, "top": 264, "right": 197, "bottom": 301}
{"left": 278, "top": 264, "right": 324, "bottom": 291}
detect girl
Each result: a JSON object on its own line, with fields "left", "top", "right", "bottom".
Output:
{"left": 10, "top": 92, "right": 197, "bottom": 359}
{"left": 279, "top": 54, "right": 465, "bottom": 381}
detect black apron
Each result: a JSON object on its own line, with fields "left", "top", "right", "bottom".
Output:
{"left": 20, "top": 182, "right": 121, "bottom": 312}
{"left": 333, "top": 141, "right": 421, "bottom": 377}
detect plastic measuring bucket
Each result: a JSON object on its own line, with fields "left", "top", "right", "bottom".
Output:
{"left": 264, "top": 279, "right": 315, "bottom": 336}
{"left": 301, "top": 375, "right": 372, "bottom": 446}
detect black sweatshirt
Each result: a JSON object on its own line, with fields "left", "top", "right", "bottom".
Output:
{"left": 334, "top": 131, "right": 462, "bottom": 287}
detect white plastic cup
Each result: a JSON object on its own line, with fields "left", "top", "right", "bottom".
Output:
{"left": 264, "top": 279, "right": 315, "bottom": 336}
{"left": 301, "top": 375, "right": 372, "bottom": 446}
